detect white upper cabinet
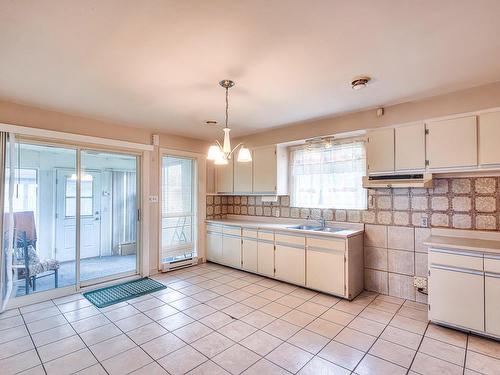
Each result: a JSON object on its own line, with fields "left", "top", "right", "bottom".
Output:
{"left": 426, "top": 116, "right": 477, "bottom": 169}
{"left": 367, "top": 128, "right": 394, "bottom": 174}
{"left": 252, "top": 145, "right": 288, "bottom": 195}
{"left": 234, "top": 154, "right": 253, "bottom": 193}
{"left": 216, "top": 159, "right": 234, "bottom": 193}
{"left": 395, "top": 123, "right": 426, "bottom": 171}
{"left": 479, "top": 111, "right": 500, "bottom": 166}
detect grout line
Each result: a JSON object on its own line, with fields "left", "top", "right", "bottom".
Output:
{"left": 463, "top": 333, "right": 469, "bottom": 375}
{"left": 17, "top": 308, "right": 48, "bottom": 375}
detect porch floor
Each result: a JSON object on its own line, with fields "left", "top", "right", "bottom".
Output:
{"left": 14, "top": 255, "right": 137, "bottom": 297}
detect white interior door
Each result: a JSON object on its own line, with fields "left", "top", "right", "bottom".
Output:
{"left": 55, "top": 169, "right": 101, "bottom": 261}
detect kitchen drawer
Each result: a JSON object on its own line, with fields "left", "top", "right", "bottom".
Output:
{"left": 429, "top": 248, "right": 483, "bottom": 271}
{"left": 307, "top": 235, "right": 345, "bottom": 252}
{"left": 258, "top": 230, "right": 274, "bottom": 241}
{"left": 484, "top": 254, "right": 500, "bottom": 274}
{"left": 207, "top": 223, "right": 222, "bottom": 233}
{"left": 223, "top": 225, "right": 241, "bottom": 236}
{"left": 242, "top": 228, "right": 258, "bottom": 239}
{"left": 275, "top": 232, "right": 305, "bottom": 246}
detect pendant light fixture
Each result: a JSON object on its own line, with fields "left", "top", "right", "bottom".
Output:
{"left": 207, "top": 80, "right": 252, "bottom": 164}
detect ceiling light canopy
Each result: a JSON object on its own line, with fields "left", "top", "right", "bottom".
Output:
{"left": 207, "top": 80, "right": 252, "bottom": 164}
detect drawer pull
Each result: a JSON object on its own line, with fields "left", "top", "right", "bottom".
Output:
{"left": 429, "top": 247, "right": 483, "bottom": 258}
{"left": 276, "top": 242, "right": 305, "bottom": 250}
{"left": 430, "top": 264, "right": 484, "bottom": 276}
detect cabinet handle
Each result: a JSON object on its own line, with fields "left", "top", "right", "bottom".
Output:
{"left": 276, "top": 242, "right": 305, "bottom": 250}
{"left": 430, "top": 264, "right": 483, "bottom": 276}
{"left": 429, "top": 247, "right": 483, "bottom": 258}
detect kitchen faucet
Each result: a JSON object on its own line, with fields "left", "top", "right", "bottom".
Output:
{"left": 308, "top": 214, "right": 326, "bottom": 229}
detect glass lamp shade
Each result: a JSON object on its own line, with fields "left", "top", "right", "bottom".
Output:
{"left": 207, "top": 144, "right": 222, "bottom": 160}
{"left": 237, "top": 146, "right": 252, "bottom": 162}
{"left": 222, "top": 128, "right": 231, "bottom": 153}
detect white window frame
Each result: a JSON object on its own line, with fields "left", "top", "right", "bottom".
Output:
{"left": 289, "top": 137, "right": 368, "bottom": 210}
{"left": 158, "top": 148, "right": 206, "bottom": 270}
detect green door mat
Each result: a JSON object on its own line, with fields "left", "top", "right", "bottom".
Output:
{"left": 83, "top": 277, "right": 167, "bottom": 308}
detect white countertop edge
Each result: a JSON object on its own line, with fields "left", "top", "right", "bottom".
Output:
{"left": 206, "top": 217, "right": 364, "bottom": 238}
{"left": 424, "top": 235, "right": 500, "bottom": 255}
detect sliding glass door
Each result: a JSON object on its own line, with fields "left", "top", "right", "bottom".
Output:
{"left": 2, "top": 139, "right": 140, "bottom": 300}
{"left": 80, "top": 150, "right": 139, "bottom": 284}
{"left": 161, "top": 155, "right": 197, "bottom": 267}
{"left": 4, "top": 141, "right": 77, "bottom": 297}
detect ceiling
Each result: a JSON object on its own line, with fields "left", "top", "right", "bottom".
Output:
{"left": 1, "top": 1, "right": 500, "bottom": 140}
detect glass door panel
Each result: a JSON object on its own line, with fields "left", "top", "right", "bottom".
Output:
{"left": 3, "top": 141, "right": 77, "bottom": 297}
{"left": 161, "top": 155, "right": 197, "bottom": 264}
{"left": 79, "top": 150, "right": 138, "bottom": 283}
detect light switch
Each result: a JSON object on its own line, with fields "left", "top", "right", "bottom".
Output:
{"left": 149, "top": 195, "right": 159, "bottom": 203}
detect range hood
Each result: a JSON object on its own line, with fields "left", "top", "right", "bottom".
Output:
{"left": 362, "top": 173, "right": 433, "bottom": 188}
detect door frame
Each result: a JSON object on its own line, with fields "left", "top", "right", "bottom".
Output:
{"left": 158, "top": 148, "right": 206, "bottom": 271}
{"left": 5, "top": 136, "right": 148, "bottom": 309}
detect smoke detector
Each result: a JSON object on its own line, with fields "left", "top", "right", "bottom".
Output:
{"left": 351, "top": 76, "right": 371, "bottom": 90}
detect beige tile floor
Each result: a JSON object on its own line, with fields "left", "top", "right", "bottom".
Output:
{"left": 1, "top": 262, "right": 500, "bottom": 374}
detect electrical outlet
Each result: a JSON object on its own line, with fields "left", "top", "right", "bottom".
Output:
{"left": 413, "top": 276, "right": 428, "bottom": 290}
{"left": 421, "top": 216, "right": 429, "bottom": 227}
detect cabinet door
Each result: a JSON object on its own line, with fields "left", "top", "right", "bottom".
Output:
{"left": 234, "top": 156, "right": 253, "bottom": 193}
{"left": 222, "top": 235, "right": 241, "bottom": 268}
{"left": 307, "top": 248, "right": 345, "bottom": 296}
{"left": 479, "top": 111, "right": 500, "bottom": 165}
{"left": 216, "top": 160, "right": 234, "bottom": 193}
{"left": 485, "top": 273, "right": 500, "bottom": 336}
{"left": 426, "top": 116, "right": 477, "bottom": 169}
{"left": 257, "top": 240, "right": 275, "bottom": 277}
{"left": 395, "top": 124, "right": 425, "bottom": 171}
{"left": 367, "top": 128, "right": 394, "bottom": 174}
{"left": 253, "top": 146, "right": 277, "bottom": 193}
{"left": 429, "top": 265, "right": 484, "bottom": 331}
{"left": 275, "top": 244, "right": 305, "bottom": 285}
{"left": 242, "top": 238, "right": 258, "bottom": 272}
{"left": 206, "top": 231, "right": 222, "bottom": 262}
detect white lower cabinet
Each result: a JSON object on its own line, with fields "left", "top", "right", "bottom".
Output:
{"left": 307, "top": 247, "right": 345, "bottom": 296}
{"left": 206, "top": 225, "right": 222, "bottom": 262}
{"left": 206, "top": 223, "right": 363, "bottom": 300}
{"left": 222, "top": 233, "right": 241, "bottom": 268}
{"left": 275, "top": 233, "right": 305, "bottom": 285}
{"left": 275, "top": 243, "right": 305, "bottom": 285}
{"left": 257, "top": 239, "right": 274, "bottom": 277}
{"left": 429, "top": 264, "right": 484, "bottom": 331}
{"left": 484, "top": 255, "right": 500, "bottom": 336}
{"left": 485, "top": 273, "right": 500, "bottom": 336}
{"left": 242, "top": 232, "right": 258, "bottom": 273}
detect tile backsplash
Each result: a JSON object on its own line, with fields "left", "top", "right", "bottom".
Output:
{"left": 206, "top": 177, "right": 500, "bottom": 231}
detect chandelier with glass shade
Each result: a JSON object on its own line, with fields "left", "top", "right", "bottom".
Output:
{"left": 207, "top": 80, "right": 252, "bottom": 165}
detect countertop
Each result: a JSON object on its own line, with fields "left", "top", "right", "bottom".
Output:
{"left": 206, "top": 218, "right": 364, "bottom": 238}
{"left": 424, "top": 235, "right": 500, "bottom": 255}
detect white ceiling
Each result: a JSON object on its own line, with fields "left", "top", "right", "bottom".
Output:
{"left": 1, "top": 1, "right": 500, "bottom": 140}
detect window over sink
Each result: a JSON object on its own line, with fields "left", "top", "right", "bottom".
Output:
{"left": 290, "top": 139, "right": 367, "bottom": 209}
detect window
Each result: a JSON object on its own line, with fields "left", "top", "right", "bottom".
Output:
{"left": 65, "top": 174, "right": 93, "bottom": 217}
{"left": 290, "top": 140, "right": 367, "bottom": 209}
{"left": 161, "top": 155, "right": 197, "bottom": 263}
